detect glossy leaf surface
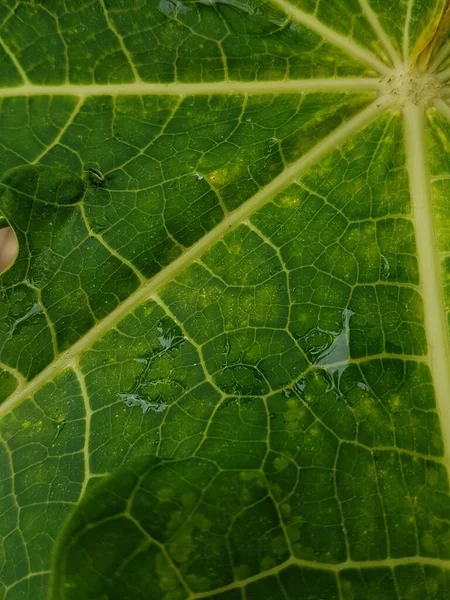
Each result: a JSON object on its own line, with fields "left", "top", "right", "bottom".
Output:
{"left": 1, "top": 1, "right": 450, "bottom": 599}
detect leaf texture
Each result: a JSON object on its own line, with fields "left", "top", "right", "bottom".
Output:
{"left": 1, "top": 1, "right": 450, "bottom": 599}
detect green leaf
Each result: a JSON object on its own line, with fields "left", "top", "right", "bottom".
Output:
{"left": 1, "top": 1, "right": 450, "bottom": 599}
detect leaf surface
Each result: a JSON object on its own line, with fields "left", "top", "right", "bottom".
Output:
{"left": 1, "top": 1, "right": 450, "bottom": 599}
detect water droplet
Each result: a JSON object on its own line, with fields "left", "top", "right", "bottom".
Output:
{"left": 267, "top": 14, "right": 287, "bottom": 27}
{"left": 8, "top": 303, "right": 42, "bottom": 338}
{"left": 120, "top": 393, "right": 167, "bottom": 414}
{"left": 51, "top": 420, "right": 66, "bottom": 446}
{"left": 270, "top": 266, "right": 282, "bottom": 277}
{"left": 380, "top": 254, "right": 391, "bottom": 280}
{"left": 159, "top": 0, "right": 189, "bottom": 18}
{"left": 156, "top": 318, "right": 185, "bottom": 351}
{"left": 199, "top": 0, "right": 253, "bottom": 11}
{"left": 216, "top": 364, "right": 268, "bottom": 396}
{"left": 314, "top": 308, "right": 355, "bottom": 373}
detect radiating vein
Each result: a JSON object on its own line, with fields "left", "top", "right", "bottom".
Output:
{"left": 403, "top": 100, "right": 450, "bottom": 477}
{"left": 427, "top": 0, "right": 450, "bottom": 71}
{"left": 413, "top": 0, "right": 450, "bottom": 72}
{"left": 435, "top": 96, "right": 450, "bottom": 119}
{"left": 403, "top": 0, "right": 414, "bottom": 61}
{"left": 429, "top": 39, "right": 450, "bottom": 72}
{"left": 437, "top": 64, "right": 450, "bottom": 81}
{"left": 0, "top": 97, "right": 390, "bottom": 418}
{"left": 268, "top": 0, "right": 392, "bottom": 76}
{"left": 0, "top": 79, "right": 384, "bottom": 98}
{"left": 357, "top": 0, "right": 402, "bottom": 67}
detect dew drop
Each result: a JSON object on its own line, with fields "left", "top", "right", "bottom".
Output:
{"left": 120, "top": 393, "right": 167, "bottom": 414}
{"left": 8, "top": 303, "right": 42, "bottom": 338}
{"left": 380, "top": 254, "right": 391, "bottom": 280}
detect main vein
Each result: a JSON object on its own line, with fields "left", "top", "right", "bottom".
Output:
{"left": 0, "top": 79, "right": 382, "bottom": 98}
{"left": 403, "top": 101, "right": 450, "bottom": 472}
{"left": 0, "top": 98, "right": 389, "bottom": 417}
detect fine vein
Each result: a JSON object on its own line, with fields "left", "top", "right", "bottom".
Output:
{"left": 72, "top": 360, "right": 93, "bottom": 497}
{"left": 427, "top": 0, "right": 450, "bottom": 70}
{"left": 79, "top": 202, "right": 147, "bottom": 284}
{"left": 99, "top": 0, "right": 142, "bottom": 83}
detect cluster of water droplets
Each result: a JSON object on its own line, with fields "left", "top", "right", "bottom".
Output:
{"left": 119, "top": 317, "right": 187, "bottom": 414}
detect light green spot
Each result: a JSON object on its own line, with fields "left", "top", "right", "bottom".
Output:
{"left": 273, "top": 456, "right": 290, "bottom": 472}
